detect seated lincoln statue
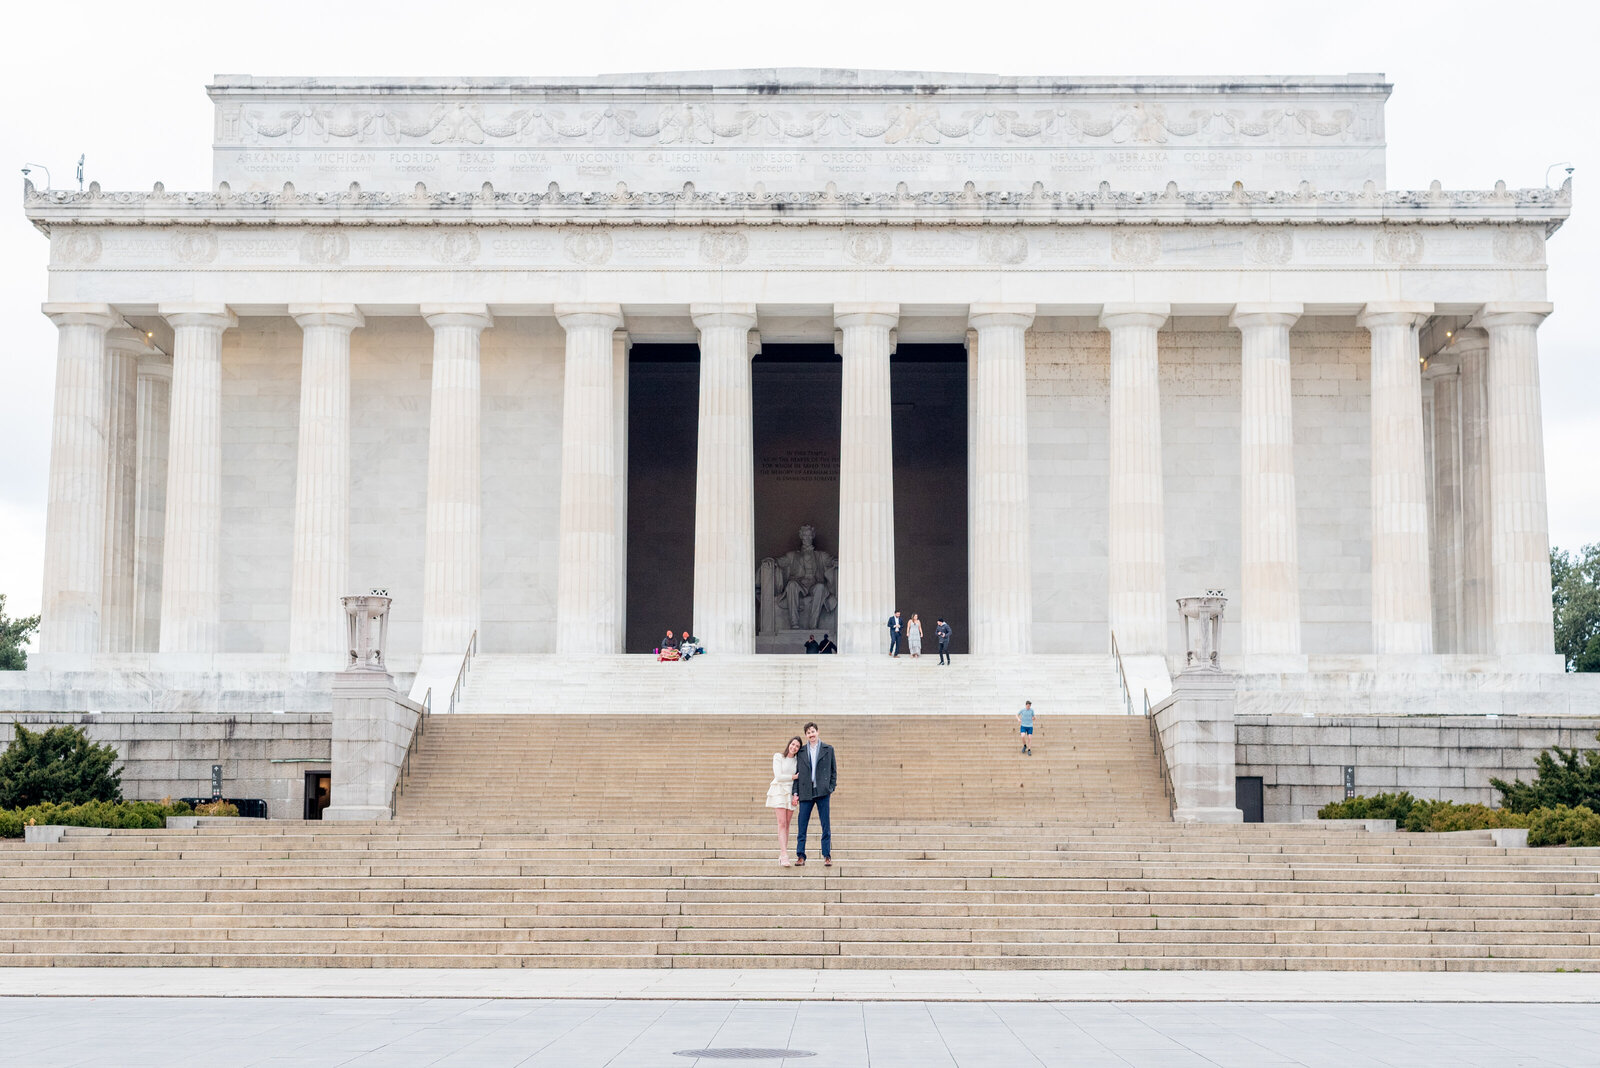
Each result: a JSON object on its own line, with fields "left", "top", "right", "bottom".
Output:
{"left": 758, "top": 524, "right": 839, "bottom": 635}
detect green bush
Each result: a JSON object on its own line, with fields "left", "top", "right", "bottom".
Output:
{"left": 192, "top": 800, "right": 239, "bottom": 817}
{"left": 0, "top": 724, "right": 123, "bottom": 808}
{"left": 1527, "top": 805, "right": 1600, "bottom": 847}
{"left": 1317, "top": 792, "right": 1420, "bottom": 822}
{"left": 1492, "top": 732, "right": 1600, "bottom": 814}
{"left": 0, "top": 799, "right": 193, "bottom": 838}
{"left": 1401, "top": 801, "right": 1529, "bottom": 833}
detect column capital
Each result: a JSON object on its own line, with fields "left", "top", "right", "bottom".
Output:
{"left": 106, "top": 326, "right": 159, "bottom": 357}
{"left": 554, "top": 303, "right": 625, "bottom": 332}
{"left": 1473, "top": 302, "right": 1554, "bottom": 331}
{"left": 1357, "top": 302, "right": 1432, "bottom": 330}
{"left": 41, "top": 302, "right": 118, "bottom": 330}
{"left": 968, "top": 303, "right": 1036, "bottom": 330}
{"left": 1422, "top": 353, "right": 1460, "bottom": 379}
{"left": 135, "top": 350, "right": 173, "bottom": 380}
{"left": 421, "top": 304, "right": 493, "bottom": 331}
{"left": 1099, "top": 303, "right": 1170, "bottom": 331}
{"left": 834, "top": 303, "right": 900, "bottom": 330}
{"left": 690, "top": 303, "right": 758, "bottom": 331}
{"left": 1450, "top": 326, "right": 1490, "bottom": 354}
{"left": 159, "top": 304, "right": 237, "bottom": 331}
{"left": 289, "top": 304, "right": 365, "bottom": 332}
{"left": 1230, "top": 303, "right": 1303, "bottom": 331}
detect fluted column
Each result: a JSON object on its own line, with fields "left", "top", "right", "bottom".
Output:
{"left": 1231, "top": 304, "right": 1303, "bottom": 657}
{"left": 1454, "top": 328, "right": 1493, "bottom": 653}
{"left": 690, "top": 304, "right": 758, "bottom": 654}
{"left": 1476, "top": 302, "right": 1557, "bottom": 658}
{"left": 835, "top": 303, "right": 899, "bottom": 654}
{"left": 132, "top": 350, "right": 172, "bottom": 653}
{"left": 1101, "top": 304, "right": 1170, "bottom": 656}
{"left": 99, "top": 328, "right": 145, "bottom": 653}
{"left": 613, "top": 329, "right": 631, "bottom": 645}
{"left": 1424, "top": 354, "right": 1463, "bottom": 653}
{"left": 37, "top": 303, "right": 119, "bottom": 657}
{"left": 554, "top": 304, "right": 626, "bottom": 655}
{"left": 287, "top": 305, "right": 363, "bottom": 663}
{"left": 967, "top": 304, "right": 1036, "bottom": 654}
{"left": 420, "top": 305, "right": 491, "bottom": 656}
{"left": 156, "top": 305, "right": 235, "bottom": 655}
{"left": 1358, "top": 302, "right": 1434, "bottom": 655}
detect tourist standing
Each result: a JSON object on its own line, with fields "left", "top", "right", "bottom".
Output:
{"left": 1017, "top": 700, "right": 1036, "bottom": 755}
{"left": 793, "top": 721, "right": 836, "bottom": 866}
{"left": 906, "top": 614, "right": 923, "bottom": 658}
{"left": 935, "top": 618, "right": 952, "bottom": 665}
{"left": 818, "top": 633, "right": 837, "bottom": 654}
{"left": 767, "top": 736, "right": 803, "bottom": 866}
{"left": 887, "top": 611, "right": 902, "bottom": 657}
{"left": 804, "top": 634, "right": 820, "bottom": 654}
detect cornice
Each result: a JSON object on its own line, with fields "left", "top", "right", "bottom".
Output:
{"left": 23, "top": 179, "right": 1571, "bottom": 235}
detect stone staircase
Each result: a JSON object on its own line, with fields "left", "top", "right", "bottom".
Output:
{"left": 4, "top": 818, "right": 1598, "bottom": 970}
{"left": 4, "top": 715, "right": 1599, "bottom": 971}
{"left": 394, "top": 714, "right": 1170, "bottom": 821}
{"left": 451, "top": 654, "right": 1126, "bottom": 717}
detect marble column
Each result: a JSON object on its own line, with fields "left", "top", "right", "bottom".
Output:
{"left": 1231, "top": 304, "right": 1303, "bottom": 657}
{"left": 967, "top": 304, "right": 1036, "bottom": 655}
{"left": 132, "top": 350, "right": 172, "bottom": 653}
{"left": 420, "top": 305, "right": 491, "bottom": 657}
{"left": 835, "top": 303, "right": 899, "bottom": 654}
{"left": 1424, "top": 354, "right": 1463, "bottom": 653}
{"left": 37, "top": 303, "right": 119, "bottom": 657}
{"left": 1454, "top": 328, "right": 1494, "bottom": 654}
{"left": 1101, "top": 303, "right": 1171, "bottom": 656}
{"left": 99, "top": 328, "right": 145, "bottom": 653}
{"left": 554, "top": 304, "right": 626, "bottom": 655}
{"left": 287, "top": 305, "right": 364, "bottom": 664}
{"left": 1476, "top": 302, "right": 1557, "bottom": 658}
{"left": 613, "top": 329, "right": 631, "bottom": 646}
{"left": 1357, "top": 302, "right": 1435, "bottom": 655}
{"left": 157, "top": 304, "right": 235, "bottom": 655}
{"left": 690, "top": 304, "right": 758, "bottom": 655}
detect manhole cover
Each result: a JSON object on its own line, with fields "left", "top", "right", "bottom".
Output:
{"left": 673, "top": 1050, "right": 815, "bottom": 1060}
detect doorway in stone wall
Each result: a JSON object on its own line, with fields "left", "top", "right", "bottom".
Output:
{"left": 304, "top": 772, "right": 331, "bottom": 820}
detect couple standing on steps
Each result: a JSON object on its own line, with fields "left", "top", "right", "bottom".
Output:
{"left": 765, "top": 722, "right": 836, "bottom": 868}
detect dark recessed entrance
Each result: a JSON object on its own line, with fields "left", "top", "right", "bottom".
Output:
{"left": 304, "top": 771, "right": 331, "bottom": 820}
{"left": 625, "top": 345, "right": 700, "bottom": 653}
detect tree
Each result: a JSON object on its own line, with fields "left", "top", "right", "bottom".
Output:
{"left": 0, "top": 594, "right": 39, "bottom": 671}
{"left": 1551, "top": 545, "right": 1600, "bottom": 672}
{"left": 0, "top": 724, "right": 123, "bottom": 809}
{"left": 1492, "top": 731, "right": 1600, "bottom": 814}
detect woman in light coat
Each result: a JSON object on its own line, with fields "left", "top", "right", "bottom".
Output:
{"left": 766, "top": 736, "right": 803, "bottom": 865}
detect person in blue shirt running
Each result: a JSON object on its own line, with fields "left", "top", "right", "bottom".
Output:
{"left": 1017, "top": 700, "right": 1036, "bottom": 756}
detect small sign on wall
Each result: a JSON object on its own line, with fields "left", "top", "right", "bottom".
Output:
{"left": 211, "top": 764, "right": 223, "bottom": 800}
{"left": 1343, "top": 765, "right": 1355, "bottom": 799}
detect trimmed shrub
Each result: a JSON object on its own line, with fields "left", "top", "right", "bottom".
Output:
{"left": 0, "top": 724, "right": 123, "bottom": 808}
{"left": 1316, "top": 792, "right": 1419, "bottom": 822}
{"left": 1527, "top": 805, "right": 1600, "bottom": 848}
{"left": 1493, "top": 732, "right": 1600, "bottom": 814}
{"left": 1401, "top": 801, "right": 1529, "bottom": 833}
{"left": 0, "top": 799, "right": 192, "bottom": 838}
{"left": 192, "top": 800, "right": 239, "bottom": 817}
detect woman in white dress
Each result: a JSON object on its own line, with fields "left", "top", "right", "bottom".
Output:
{"left": 907, "top": 614, "right": 924, "bottom": 658}
{"left": 766, "top": 736, "right": 803, "bottom": 866}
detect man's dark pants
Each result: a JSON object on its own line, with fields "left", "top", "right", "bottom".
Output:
{"left": 797, "top": 793, "right": 831, "bottom": 860}
{"left": 938, "top": 640, "right": 950, "bottom": 664}
{"left": 889, "top": 633, "right": 900, "bottom": 656}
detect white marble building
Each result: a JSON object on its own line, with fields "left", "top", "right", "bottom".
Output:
{"left": 10, "top": 70, "right": 1586, "bottom": 719}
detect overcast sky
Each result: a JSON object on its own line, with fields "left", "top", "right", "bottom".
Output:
{"left": 1, "top": 0, "right": 1594, "bottom": 622}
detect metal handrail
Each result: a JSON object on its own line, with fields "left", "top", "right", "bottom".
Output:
{"left": 396, "top": 630, "right": 476, "bottom": 800}
{"left": 1112, "top": 629, "right": 1175, "bottom": 813}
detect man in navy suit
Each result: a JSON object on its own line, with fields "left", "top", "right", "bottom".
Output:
{"left": 792, "top": 721, "right": 837, "bottom": 866}
{"left": 887, "top": 611, "right": 902, "bottom": 657}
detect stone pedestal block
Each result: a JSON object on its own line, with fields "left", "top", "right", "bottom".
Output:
{"left": 322, "top": 670, "right": 421, "bottom": 822}
{"left": 1152, "top": 670, "right": 1243, "bottom": 823}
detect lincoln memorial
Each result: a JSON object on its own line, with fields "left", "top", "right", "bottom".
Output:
{"left": 8, "top": 70, "right": 1594, "bottom": 778}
